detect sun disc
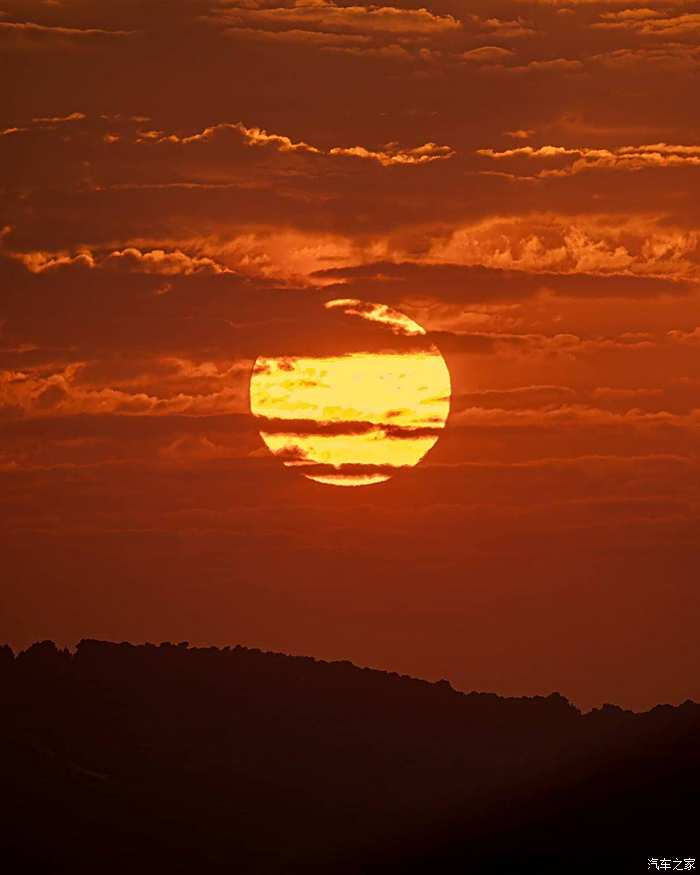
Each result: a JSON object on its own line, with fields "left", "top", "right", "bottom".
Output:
{"left": 249, "top": 300, "right": 451, "bottom": 486}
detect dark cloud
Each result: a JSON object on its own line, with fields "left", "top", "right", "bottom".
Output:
{"left": 314, "top": 261, "right": 693, "bottom": 303}
{"left": 256, "top": 416, "right": 444, "bottom": 439}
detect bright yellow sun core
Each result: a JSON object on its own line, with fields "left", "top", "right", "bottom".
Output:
{"left": 249, "top": 302, "right": 451, "bottom": 486}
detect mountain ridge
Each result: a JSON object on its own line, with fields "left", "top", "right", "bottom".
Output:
{"left": 2, "top": 639, "right": 698, "bottom": 873}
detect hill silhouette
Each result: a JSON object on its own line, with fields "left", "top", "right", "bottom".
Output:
{"left": 1, "top": 640, "right": 698, "bottom": 873}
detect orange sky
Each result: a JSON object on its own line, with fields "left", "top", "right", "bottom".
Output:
{"left": 2, "top": 0, "right": 700, "bottom": 710}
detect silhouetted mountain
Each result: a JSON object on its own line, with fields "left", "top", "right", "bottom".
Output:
{"left": 1, "top": 640, "right": 697, "bottom": 873}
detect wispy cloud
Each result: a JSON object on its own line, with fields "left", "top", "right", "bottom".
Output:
{"left": 477, "top": 142, "right": 700, "bottom": 177}
{"left": 134, "top": 120, "right": 455, "bottom": 166}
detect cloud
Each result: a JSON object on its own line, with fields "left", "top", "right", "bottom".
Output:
{"left": 31, "top": 112, "right": 87, "bottom": 124}
{"left": 210, "top": 1, "right": 462, "bottom": 37}
{"left": 328, "top": 141, "right": 454, "bottom": 166}
{"left": 592, "top": 43, "right": 700, "bottom": 71}
{"left": 520, "top": 0, "right": 689, "bottom": 5}
{"left": 324, "top": 298, "right": 426, "bottom": 335}
{"left": 3, "top": 229, "right": 368, "bottom": 283}
{"left": 0, "top": 21, "right": 133, "bottom": 37}
{"left": 0, "top": 359, "right": 251, "bottom": 420}
{"left": 138, "top": 121, "right": 321, "bottom": 153}
{"left": 448, "top": 401, "right": 700, "bottom": 435}
{"left": 461, "top": 46, "right": 515, "bottom": 64}
{"left": 505, "top": 129, "right": 535, "bottom": 139}
{"left": 0, "top": 252, "right": 455, "bottom": 363}
{"left": 134, "top": 119, "right": 455, "bottom": 166}
{"left": 593, "top": 11, "right": 700, "bottom": 36}
{"left": 511, "top": 58, "right": 584, "bottom": 73}
{"left": 470, "top": 55, "right": 584, "bottom": 75}
{"left": 103, "top": 248, "right": 234, "bottom": 275}
{"left": 313, "top": 260, "right": 691, "bottom": 306}
{"left": 591, "top": 385, "right": 664, "bottom": 401}
{"left": 25, "top": 230, "right": 364, "bottom": 283}
{"left": 0, "top": 111, "right": 95, "bottom": 139}
{"left": 597, "top": 9, "right": 664, "bottom": 21}
{"left": 10, "top": 250, "right": 98, "bottom": 273}
{"left": 159, "top": 435, "right": 241, "bottom": 462}
{"left": 453, "top": 385, "right": 578, "bottom": 412}
{"left": 478, "top": 145, "right": 583, "bottom": 159}
{"left": 253, "top": 415, "right": 442, "bottom": 440}
{"left": 319, "top": 42, "right": 416, "bottom": 60}
{"left": 217, "top": 26, "right": 373, "bottom": 46}
{"left": 477, "top": 141, "right": 700, "bottom": 177}
{"left": 8, "top": 203, "right": 698, "bottom": 294}
{"left": 473, "top": 16, "right": 537, "bottom": 39}
{"left": 424, "top": 215, "right": 700, "bottom": 281}
{"left": 0, "top": 19, "right": 135, "bottom": 49}
{"left": 9, "top": 247, "right": 232, "bottom": 276}
{"left": 667, "top": 326, "right": 700, "bottom": 345}
{"left": 207, "top": 0, "right": 464, "bottom": 63}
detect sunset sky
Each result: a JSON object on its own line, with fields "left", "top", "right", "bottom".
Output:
{"left": 2, "top": 0, "right": 700, "bottom": 710}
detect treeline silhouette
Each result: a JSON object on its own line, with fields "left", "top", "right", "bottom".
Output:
{"left": 1, "top": 640, "right": 698, "bottom": 873}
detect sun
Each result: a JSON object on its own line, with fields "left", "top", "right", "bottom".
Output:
{"left": 249, "top": 299, "right": 451, "bottom": 486}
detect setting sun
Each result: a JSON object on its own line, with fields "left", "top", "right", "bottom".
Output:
{"left": 249, "top": 300, "right": 451, "bottom": 485}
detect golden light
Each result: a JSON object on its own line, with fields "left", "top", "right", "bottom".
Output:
{"left": 249, "top": 299, "right": 451, "bottom": 486}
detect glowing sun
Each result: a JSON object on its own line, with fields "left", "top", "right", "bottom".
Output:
{"left": 249, "top": 299, "right": 451, "bottom": 486}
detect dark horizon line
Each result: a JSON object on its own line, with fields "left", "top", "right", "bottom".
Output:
{"left": 4, "top": 637, "right": 697, "bottom": 718}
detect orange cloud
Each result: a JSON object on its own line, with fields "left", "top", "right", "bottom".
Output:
{"left": 511, "top": 58, "right": 584, "bottom": 73}
{"left": 454, "top": 385, "right": 577, "bottom": 412}
{"left": 159, "top": 435, "right": 241, "bottom": 463}
{"left": 667, "top": 326, "right": 700, "bottom": 345}
{"left": 522, "top": 0, "right": 688, "bottom": 5}
{"left": 473, "top": 16, "right": 537, "bottom": 39}
{"left": 9, "top": 247, "right": 231, "bottom": 276}
{"left": 31, "top": 112, "right": 87, "bottom": 124}
{"left": 593, "top": 43, "right": 700, "bottom": 71}
{"left": 133, "top": 120, "right": 454, "bottom": 166}
{"left": 0, "top": 19, "right": 135, "bottom": 47}
{"left": 220, "top": 26, "right": 373, "bottom": 46}
{"left": 324, "top": 299, "right": 426, "bottom": 336}
{"left": 425, "top": 214, "right": 700, "bottom": 280}
{"left": 471, "top": 55, "right": 584, "bottom": 74}
{"left": 136, "top": 121, "right": 320, "bottom": 153}
{"left": 328, "top": 141, "right": 454, "bottom": 166}
{"left": 598, "top": 8, "right": 664, "bottom": 20}
{"left": 0, "top": 359, "right": 251, "bottom": 419}
{"left": 11, "top": 250, "right": 98, "bottom": 273}
{"left": 461, "top": 46, "right": 515, "bottom": 63}
{"left": 477, "top": 142, "right": 700, "bottom": 177}
{"left": 102, "top": 248, "right": 233, "bottom": 275}
{"left": 593, "top": 11, "right": 700, "bottom": 36}
{"left": 234, "top": 123, "right": 321, "bottom": 153}
{"left": 478, "top": 145, "right": 583, "bottom": 158}
{"left": 211, "top": 2, "right": 462, "bottom": 37}
{"left": 1, "top": 112, "right": 88, "bottom": 138}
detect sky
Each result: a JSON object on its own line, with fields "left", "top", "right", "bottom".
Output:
{"left": 2, "top": 0, "right": 700, "bottom": 711}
